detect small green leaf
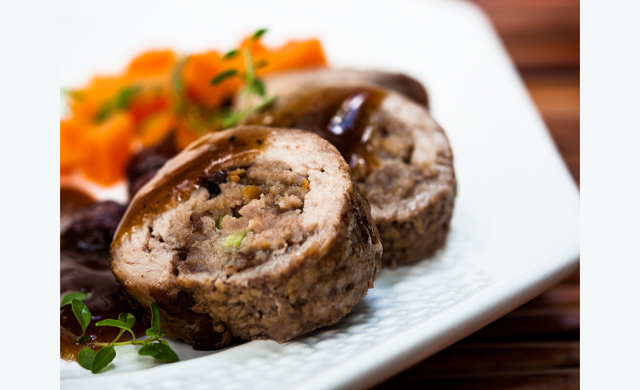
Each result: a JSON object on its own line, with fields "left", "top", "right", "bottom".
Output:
{"left": 91, "top": 345, "right": 116, "bottom": 374}
{"left": 222, "top": 230, "right": 247, "bottom": 248}
{"left": 252, "top": 79, "right": 266, "bottom": 97}
{"left": 94, "top": 85, "right": 140, "bottom": 122}
{"left": 150, "top": 302, "right": 162, "bottom": 331}
{"left": 95, "top": 319, "right": 132, "bottom": 330}
{"left": 146, "top": 327, "right": 161, "bottom": 337}
{"left": 71, "top": 299, "right": 92, "bottom": 337}
{"left": 138, "top": 342, "right": 179, "bottom": 363}
{"left": 95, "top": 318, "right": 136, "bottom": 340}
{"left": 223, "top": 49, "right": 239, "bottom": 60}
{"left": 60, "top": 291, "right": 88, "bottom": 307}
{"left": 94, "top": 101, "right": 114, "bottom": 122}
{"left": 118, "top": 312, "right": 136, "bottom": 329}
{"left": 153, "top": 342, "right": 179, "bottom": 362}
{"left": 115, "top": 85, "right": 141, "bottom": 110}
{"left": 216, "top": 215, "right": 224, "bottom": 229}
{"left": 211, "top": 69, "right": 238, "bottom": 85}
{"left": 138, "top": 343, "right": 159, "bottom": 356}
{"left": 253, "top": 59, "right": 268, "bottom": 69}
{"left": 252, "top": 28, "right": 268, "bottom": 41}
{"left": 78, "top": 347, "right": 96, "bottom": 370}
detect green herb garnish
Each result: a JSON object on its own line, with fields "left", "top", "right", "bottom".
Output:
{"left": 223, "top": 49, "right": 239, "bottom": 60}
{"left": 94, "top": 85, "right": 141, "bottom": 122}
{"left": 171, "top": 56, "right": 188, "bottom": 115}
{"left": 210, "top": 69, "right": 238, "bottom": 86}
{"left": 71, "top": 299, "right": 91, "bottom": 339}
{"left": 60, "top": 291, "right": 88, "bottom": 307}
{"left": 171, "top": 55, "right": 233, "bottom": 135}
{"left": 138, "top": 340, "right": 179, "bottom": 362}
{"left": 216, "top": 215, "right": 224, "bottom": 230}
{"left": 222, "top": 230, "right": 247, "bottom": 248}
{"left": 91, "top": 345, "right": 116, "bottom": 374}
{"left": 77, "top": 347, "right": 95, "bottom": 370}
{"left": 252, "top": 28, "right": 268, "bottom": 40}
{"left": 61, "top": 88, "right": 84, "bottom": 101}
{"left": 209, "top": 28, "right": 276, "bottom": 128}
{"left": 60, "top": 292, "right": 179, "bottom": 373}
{"left": 253, "top": 59, "right": 268, "bottom": 70}
{"left": 146, "top": 302, "right": 163, "bottom": 336}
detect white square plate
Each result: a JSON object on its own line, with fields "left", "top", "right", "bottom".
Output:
{"left": 60, "top": 0, "right": 580, "bottom": 389}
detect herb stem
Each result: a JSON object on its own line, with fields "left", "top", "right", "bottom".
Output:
{"left": 92, "top": 340, "right": 144, "bottom": 347}
{"left": 61, "top": 292, "right": 179, "bottom": 371}
{"left": 91, "top": 335, "right": 160, "bottom": 348}
{"left": 243, "top": 47, "right": 255, "bottom": 83}
{"left": 91, "top": 341, "right": 131, "bottom": 347}
{"left": 111, "top": 328, "right": 126, "bottom": 345}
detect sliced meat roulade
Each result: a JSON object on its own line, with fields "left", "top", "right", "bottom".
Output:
{"left": 110, "top": 126, "right": 382, "bottom": 349}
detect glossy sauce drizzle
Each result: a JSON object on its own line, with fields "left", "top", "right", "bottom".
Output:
{"left": 246, "top": 86, "right": 386, "bottom": 176}
{"left": 113, "top": 126, "right": 272, "bottom": 247}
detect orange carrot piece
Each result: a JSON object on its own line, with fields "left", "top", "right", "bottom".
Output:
{"left": 127, "top": 50, "right": 176, "bottom": 77}
{"left": 259, "top": 39, "right": 327, "bottom": 74}
{"left": 60, "top": 119, "right": 86, "bottom": 175}
{"left": 128, "top": 92, "right": 170, "bottom": 126}
{"left": 136, "top": 110, "right": 175, "bottom": 148}
{"left": 80, "top": 112, "right": 135, "bottom": 186}
{"left": 183, "top": 51, "right": 243, "bottom": 108}
{"left": 239, "top": 38, "right": 271, "bottom": 61}
{"left": 62, "top": 37, "right": 329, "bottom": 186}
{"left": 67, "top": 75, "right": 127, "bottom": 123}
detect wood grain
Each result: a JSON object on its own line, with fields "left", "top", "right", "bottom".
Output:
{"left": 374, "top": 0, "right": 580, "bottom": 388}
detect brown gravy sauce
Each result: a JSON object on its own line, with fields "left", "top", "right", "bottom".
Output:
{"left": 246, "top": 86, "right": 386, "bottom": 176}
{"left": 113, "top": 126, "right": 271, "bottom": 248}
{"left": 60, "top": 187, "right": 146, "bottom": 360}
{"left": 60, "top": 250, "right": 146, "bottom": 360}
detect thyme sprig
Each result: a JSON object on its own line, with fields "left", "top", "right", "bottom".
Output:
{"left": 61, "top": 292, "right": 179, "bottom": 373}
{"left": 210, "top": 28, "right": 276, "bottom": 128}
{"left": 94, "top": 85, "right": 142, "bottom": 123}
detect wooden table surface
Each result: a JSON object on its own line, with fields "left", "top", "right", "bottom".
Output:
{"left": 375, "top": 1, "right": 580, "bottom": 389}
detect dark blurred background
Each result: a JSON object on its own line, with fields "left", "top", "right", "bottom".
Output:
{"left": 375, "top": 1, "right": 580, "bottom": 389}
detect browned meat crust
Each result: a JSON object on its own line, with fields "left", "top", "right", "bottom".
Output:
{"left": 258, "top": 68, "right": 429, "bottom": 107}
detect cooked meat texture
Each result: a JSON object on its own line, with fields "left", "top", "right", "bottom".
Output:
{"left": 254, "top": 68, "right": 429, "bottom": 107}
{"left": 244, "top": 83, "right": 455, "bottom": 267}
{"left": 111, "top": 127, "right": 382, "bottom": 349}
